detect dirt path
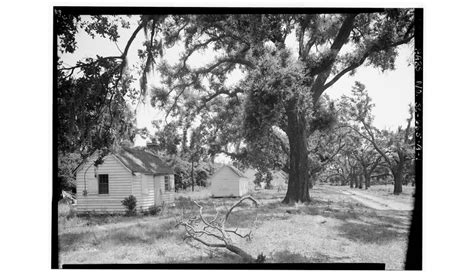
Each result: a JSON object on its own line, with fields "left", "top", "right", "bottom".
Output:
{"left": 338, "top": 189, "right": 413, "bottom": 211}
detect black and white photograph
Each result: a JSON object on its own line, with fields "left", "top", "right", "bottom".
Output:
{"left": 11, "top": 1, "right": 474, "bottom": 272}
{"left": 52, "top": 7, "right": 423, "bottom": 269}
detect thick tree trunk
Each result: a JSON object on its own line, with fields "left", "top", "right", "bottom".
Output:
{"left": 283, "top": 100, "right": 311, "bottom": 204}
{"left": 393, "top": 171, "right": 403, "bottom": 195}
{"left": 357, "top": 173, "right": 363, "bottom": 189}
{"left": 225, "top": 244, "right": 255, "bottom": 263}
{"left": 364, "top": 172, "right": 371, "bottom": 189}
{"left": 341, "top": 177, "right": 347, "bottom": 186}
{"left": 349, "top": 173, "right": 354, "bottom": 188}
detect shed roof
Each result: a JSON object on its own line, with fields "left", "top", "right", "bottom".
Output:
{"left": 224, "top": 165, "right": 247, "bottom": 178}
{"left": 115, "top": 147, "right": 174, "bottom": 175}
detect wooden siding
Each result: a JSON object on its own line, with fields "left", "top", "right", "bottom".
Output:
{"left": 238, "top": 177, "right": 249, "bottom": 196}
{"left": 75, "top": 154, "right": 175, "bottom": 213}
{"left": 154, "top": 175, "right": 175, "bottom": 204}
{"left": 139, "top": 174, "right": 155, "bottom": 210}
{"left": 131, "top": 174, "right": 142, "bottom": 203}
{"left": 76, "top": 155, "right": 133, "bottom": 213}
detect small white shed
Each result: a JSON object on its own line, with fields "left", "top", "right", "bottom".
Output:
{"left": 210, "top": 165, "right": 249, "bottom": 197}
{"left": 74, "top": 147, "right": 175, "bottom": 213}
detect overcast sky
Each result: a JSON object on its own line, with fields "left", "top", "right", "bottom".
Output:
{"left": 60, "top": 15, "right": 414, "bottom": 149}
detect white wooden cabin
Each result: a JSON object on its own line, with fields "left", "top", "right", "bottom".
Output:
{"left": 74, "top": 147, "right": 175, "bottom": 213}
{"left": 210, "top": 165, "right": 249, "bottom": 197}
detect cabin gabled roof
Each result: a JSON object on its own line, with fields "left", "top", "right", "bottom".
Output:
{"left": 73, "top": 147, "right": 174, "bottom": 175}
{"left": 115, "top": 147, "right": 174, "bottom": 175}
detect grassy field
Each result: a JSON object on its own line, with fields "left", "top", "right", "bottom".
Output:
{"left": 58, "top": 185, "right": 414, "bottom": 269}
{"left": 364, "top": 184, "right": 415, "bottom": 207}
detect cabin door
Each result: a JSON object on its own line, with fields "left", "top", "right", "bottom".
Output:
{"left": 153, "top": 175, "right": 162, "bottom": 205}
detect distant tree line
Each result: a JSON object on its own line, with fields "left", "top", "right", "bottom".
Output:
{"left": 314, "top": 82, "right": 415, "bottom": 193}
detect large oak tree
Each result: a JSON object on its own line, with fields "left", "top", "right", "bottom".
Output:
{"left": 56, "top": 10, "right": 415, "bottom": 203}
{"left": 149, "top": 11, "right": 415, "bottom": 203}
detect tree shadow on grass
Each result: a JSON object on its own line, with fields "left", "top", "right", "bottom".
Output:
{"left": 59, "top": 220, "right": 186, "bottom": 252}
{"left": 59, "top": 231, "right": 96, "bottom": 252}
{"left": 167, "top": 249, "right": 244, "bottom": 264}
{"left": 270, "top": 250, "right": 351, "bottom": 263}
{"left": 102, "top": 221, "right": 185, "bottom": 246}
{"left": 337, "top": 220, "right": 407, "bottom": 244}
{"left": 333, "top": 209, "right": 410, "bottom": 245}
{"left": 166, "top": 249, "right": 345, "bottom": 264}
{"left": 302, "top": 199, "right": 411, "bottom": 245}
{"left": 271, "top": 250, "right": 324, "bottom": 263}
{"left": 225, "top": 208, "right": 291, "bottom": 228}
{"left": 319, "top": 208, "right": 360, "bottom": 221}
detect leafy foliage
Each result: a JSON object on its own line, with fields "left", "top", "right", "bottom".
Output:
{"left": 57, "top": 70, "right": 138, "bottom": 155}
{"left": 152, "top": 121, "right": 181, "bottom": 155}
{"left": 56, "top": 11, "right": 415, "bottom": 201}
{"left": 56, "top": 13, "right": 148, "bottom": 157}
{"left": 148, "top": 205, "right": 161, "bottom": 216}
{"left": 55, "top": 10, "right": 81, "bottom": 54}
{"left": 146, "top": 13, "right": 414, "bottom": 197}
{"left": 121, "top": 195, "right": 137, "bottom": 216}
{"left": 57, "top": 152, "right": 82, "bottom": 193}
{"left": 338, "top": 82, "right": 415, "bottom": 193}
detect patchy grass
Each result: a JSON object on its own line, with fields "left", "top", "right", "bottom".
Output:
{"left": 58, "top": 185, "right": 414, "bottom": 269}
{"left": 364, "top": 184, "right": 415, "bottom": 206}
{"left": 337, "top": 220, "right": 407, "bottom": 244}
{"left": 175, "top": 187, "right": 211, "bottom": 201}
{"left": 58, "top": 203, "right": 76, "bottom": 220}
{"left": 272, "top": 250, "right": 313, "bottom": 263}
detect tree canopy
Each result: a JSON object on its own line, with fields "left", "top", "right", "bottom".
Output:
{"left": 56, "top": 10, "right": 416, "bottom": 201}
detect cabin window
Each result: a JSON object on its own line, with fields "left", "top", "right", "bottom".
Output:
{"left": 164, "top": 175, "right": 171, "bottom": 191}
{"left": 98, "top": 174, "right": 109, "bottom": 194}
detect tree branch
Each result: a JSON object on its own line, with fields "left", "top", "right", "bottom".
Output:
{"left": 194, "top": 56, "right": 255, "bottom": 75}
{"left": 177, "top": 196, "right": 260, "bottom": 263}
{"left": 322, "top": 34, "right": 415, "bottom": 93}
{"left": 60, "top": 19, "right": 146, "bottom": 74}
{"left": 310, "top": 13, "right": 358, "bottom": 104}
{"left": 224, "top": 196, "right": 259, "bottom": 223}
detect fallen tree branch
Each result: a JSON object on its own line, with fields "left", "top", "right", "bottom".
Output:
{"left": 224, "top": 196, "right": 258, "bottom": 223}
{"left": 177, "top": 195, "right": 261, "bottom": 263}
